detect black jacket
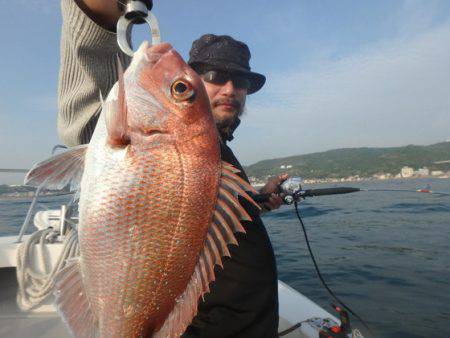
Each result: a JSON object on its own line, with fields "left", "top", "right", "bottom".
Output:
{"left": 182, "top": 141, "right": 279, "bottom": 338}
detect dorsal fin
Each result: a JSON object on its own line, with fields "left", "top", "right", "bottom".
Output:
{"left": 208, "top": 223, "right": 231, "bottom": 258}
{"left": 221, "top": 162, "right": 241, "bottom": 173}
{"left": 105, "top": 57, "right": 130, "bottom": 147}
{"left": 205, "top": 233, "right": 222, "bottom": 268}
{"left": 213, "top": 211, "right": 238, "bottom": 245}
{"left": 153, "top": 161, "right": 258, "bottom": 338}
{"left": 218, "top": 187, "right": 252, "bottom": 221}
{"left": 221, "top": 177, "right": 260, "bottom": 209}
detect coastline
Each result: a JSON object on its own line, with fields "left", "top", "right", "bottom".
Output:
{"left": 251, "top": 175, "right": 450, "bottom": 188}
{"left": 1, "top": 177, "right": 449, "bottom": 201}
{"left": 0, "top": 192, "right": 72, "bottom": 201}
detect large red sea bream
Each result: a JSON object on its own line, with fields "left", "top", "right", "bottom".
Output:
{"left": 25, "top": 41, "right": 258, "bottom": 337}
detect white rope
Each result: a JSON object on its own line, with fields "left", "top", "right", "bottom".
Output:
{"left": 16, "top": 229, "right": 79, "bottom": 311}
{"left": 352, "top": 329, "right": 365, "bottom": 338}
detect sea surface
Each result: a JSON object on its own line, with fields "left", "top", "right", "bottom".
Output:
{"left": 1, "top": 178, "right": 449, "bottom": 338}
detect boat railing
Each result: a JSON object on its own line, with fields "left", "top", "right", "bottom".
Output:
{"left": 15, "top": 185, "right": 45, "bottom": 243}
{"left": 12, "top": 186, "right": 80, "bottom": 311}
{"left": 15, "top": 187, "right": 76, "bottom": 243}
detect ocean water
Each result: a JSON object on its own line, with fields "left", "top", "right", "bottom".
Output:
{"left": 1, "top": 178, "right": 449, "bottom": 338}
{"left": 264, "top": 178, "right": 450, "bottom": 338}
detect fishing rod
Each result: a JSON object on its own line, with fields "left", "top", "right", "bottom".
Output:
{"left": 254, "top": 178, "right": 374, "bottom": 336}
{"left": 254, "top": 177, "right": 450, "bottom": 337}
{"left": 360, "top": 187, "right": 450, "bottom": 196}
{"left": 253, "top": 177, "right": 450, "bottom": 205}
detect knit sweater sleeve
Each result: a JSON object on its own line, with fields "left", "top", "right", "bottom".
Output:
{"left": 57, "top": 0, "right": 130, "bottom": 146}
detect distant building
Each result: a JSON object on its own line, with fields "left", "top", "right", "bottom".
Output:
{"left": 280, "top": 165, "right": 286, "bottom": 169}
{"left": 286, "top": 165, "right": 292, "bottom": 169}
{"left": 373, "top": 173, "right": 387, "bottom": 180}
{"left": 431, "top": 170, "right": 444, "bottom": 176}
{"left": 401, "top": 166, "right": 414, "bottom": 178}
{"left": 416, "top": 168, "right": 429, "bottom": 176}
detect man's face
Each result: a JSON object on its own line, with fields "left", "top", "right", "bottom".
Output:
{"left": 200, "top": 72, "right": 248, "bottom": 130}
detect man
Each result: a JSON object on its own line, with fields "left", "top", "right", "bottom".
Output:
{"left": 58, "top": 0, "right": 287, "bottom": 336}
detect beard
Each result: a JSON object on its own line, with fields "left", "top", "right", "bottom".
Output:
{"left": 210, "top": 98, "right": 245, "bottom": 141}
{"left": 211, "top": 97, "right": 245, "bottom": 129}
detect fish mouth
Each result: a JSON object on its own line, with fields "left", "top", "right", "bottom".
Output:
{"left": 142, "top": 129, "right": 165, "bottom": 136}
{"left": 144, "top": 43, "right": 174, "bottom": 68}
{"left": 140, "top": 128, "right": 166, "bottom": 137}
{"left": 129, "top": 126, "right": 166, "bottom": 138}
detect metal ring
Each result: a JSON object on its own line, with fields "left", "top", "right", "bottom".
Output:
{"left": 117, "top": 11, "right": 161, "bottom": 57}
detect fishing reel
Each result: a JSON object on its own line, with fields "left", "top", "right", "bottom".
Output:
{"left": 280, "top": 177, "right": 304, "bottom": 204}
{"left": 253, "top": 177, "right": 304, "bottom": 205}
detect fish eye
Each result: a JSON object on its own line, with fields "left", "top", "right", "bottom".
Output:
{"left": 171, "top": 79, "right": 195, "bottom": 102}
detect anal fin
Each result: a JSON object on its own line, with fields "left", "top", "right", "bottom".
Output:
{"left": 54, "top": 259, "right": 98, "bottom": 338}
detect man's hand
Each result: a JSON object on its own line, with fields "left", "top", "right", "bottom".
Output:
{"left": 259, "top": 174, "right": 289, "bottom": 211}
{"left": 76, "top": 0, "right": 123, "bottom": 30}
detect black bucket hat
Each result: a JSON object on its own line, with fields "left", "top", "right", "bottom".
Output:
{"left": 188, "top": 34, "right": 266, "bottom": 94}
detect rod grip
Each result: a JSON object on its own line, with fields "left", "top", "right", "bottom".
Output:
{"left": 303, "top": 187, "right": 361, "bottom": 197}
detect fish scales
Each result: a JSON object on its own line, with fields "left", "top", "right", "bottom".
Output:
{"left": 80, "top": 42, "right": 220, "bottom": 337}
{"left": 78, "top": 46, "right": 220, "bottom": 336}
{"left": 24, "top": 41, "right": 258, "bottom": 338}
{"left": 81, "top": 148, "right": 219, "bottom": 336}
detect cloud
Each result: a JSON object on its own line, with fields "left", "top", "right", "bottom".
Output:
{"left": 235, "top": 18, "right": 450, "bottom": 165}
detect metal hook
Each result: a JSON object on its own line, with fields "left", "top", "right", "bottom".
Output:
{"left": 117, "top": 2, "right": 161, "bottom": 57}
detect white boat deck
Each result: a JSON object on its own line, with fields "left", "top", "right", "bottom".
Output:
{"left": 0, "top": 235, "right": 340, "bottom": 338}
{"left": 0, "top": 267, "right": 70, "bottom": 338}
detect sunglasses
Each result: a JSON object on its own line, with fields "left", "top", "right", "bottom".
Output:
{"left": 201, "top": 70, "right": 251, "bottom": 90}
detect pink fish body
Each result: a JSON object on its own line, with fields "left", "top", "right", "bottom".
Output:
{"left": 25, "top": 42, "right": 258, "bottom": 337}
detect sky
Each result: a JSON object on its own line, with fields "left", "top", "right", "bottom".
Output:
{"left": 1, "top": 0, "right": 450, "bottom": 184}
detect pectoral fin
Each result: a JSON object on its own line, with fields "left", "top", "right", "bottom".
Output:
{"left": 24, "top": 144, "right": 88, "bottom": 191}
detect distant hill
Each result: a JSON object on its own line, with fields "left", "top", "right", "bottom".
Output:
{"left": 0, "top": 184, "right": 73, "bottom": 199}
{"left": 0, "top": 184, "right": 34, "bottom": 194}
{"left": 245, "top": 142, "right": 450, "bottom": 179}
